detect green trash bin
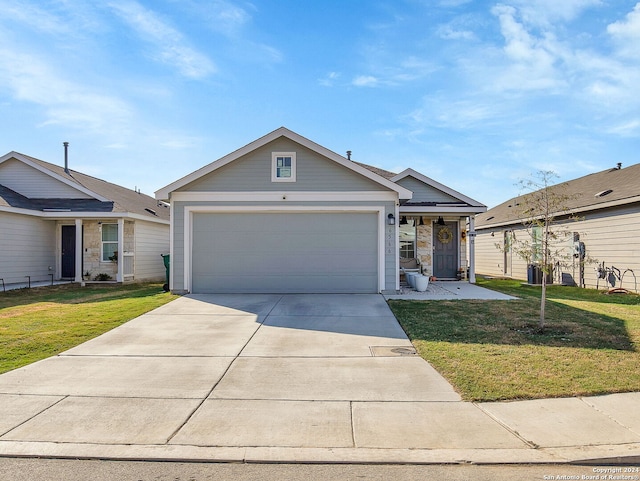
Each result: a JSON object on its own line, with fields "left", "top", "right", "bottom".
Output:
{"left": 161, "top": 254, "right": 170, "bottom": 292}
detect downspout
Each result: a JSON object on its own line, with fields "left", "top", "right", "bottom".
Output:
{"left": 74, "top": 219, "right": 83, "bottom": 283}
{"left": 116, "top": 218, "right": 124, "bottom": 283}
{"left": 468, "top": 216, "right": 476, "bottom": 283}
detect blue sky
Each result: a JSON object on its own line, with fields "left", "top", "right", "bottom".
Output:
{"left": 1, "top": 0, "right": 639, "bottom": 207}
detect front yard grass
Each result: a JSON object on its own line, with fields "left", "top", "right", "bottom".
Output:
{"left": 0, "top": 283, "right": 178, "bottom": 374}
{"left": 388, "top": 278, "right": 640, "bottom": 402}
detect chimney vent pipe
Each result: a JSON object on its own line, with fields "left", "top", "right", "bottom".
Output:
{"left": 63, "top": 142, "right": 69, "bottom": 174}
{"left": 346, "top": 150, "right": 352, "bottom": 160}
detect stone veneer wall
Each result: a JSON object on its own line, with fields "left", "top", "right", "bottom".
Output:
{"left": 81, "top": 220, "right": 134, "bottom": 280}
{"left": 416, "top": 221, "right": 433, "bottom": 276}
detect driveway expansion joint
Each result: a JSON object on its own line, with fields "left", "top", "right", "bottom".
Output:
{"left": 0, "top": 294, "right": 637, "bottom": 464}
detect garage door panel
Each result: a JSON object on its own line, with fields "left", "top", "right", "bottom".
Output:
{"left": 192, "top": 212, "right": 378, "bottom": 293}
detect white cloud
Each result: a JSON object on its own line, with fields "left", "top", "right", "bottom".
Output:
{"left": 107, "top": 0, "right": 216, "bottom": 79}
{"left": 607, "top": 3, "right": 640, "bottom": 58}
{"left": 408, "top": 96, "right": 506, "bottom": 130}
{"left": 606, "top": 118, "right": 640, "bottom": 137}
{"left": 352, "top": 75, "right": 380, "bottom": 87}
{"left": 0, "top": 0, "right": 69, "bottom": 35}
{"left": 318, "top": 71, "right": 340, "bottom": 87}
{"left": 168, "top": 0, "right": 252, "bottom": 36}
{"left": 437, "top": 24, "right": 476, "bottom": 40}
{"left": 438, "top": 0, "right": 473, "bottom": 6}
{"left": 490, "top": 4, "right": 565, "bottom": 91}
{"left": 351, "top": 56, "right": 437, "bottom": 88}
{"left": 0, "top": 48, "right": 132, "bottom": 134}
{"left": 508, "top": 0, "right": 602, "bottom": 27}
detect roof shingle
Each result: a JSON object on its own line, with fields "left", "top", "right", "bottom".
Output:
{"left": 1, "top": 154, "right": 169, "bottom": 221}
{"left": 476, "top": 163, "right": 640, "bottom": 228}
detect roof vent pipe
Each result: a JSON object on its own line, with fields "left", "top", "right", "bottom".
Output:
{"left": 63, "top": 142, "right": 69, "bottom": 174}
{"left": 617, "top": 162, "right": 622, "bottom": 170}
{"left": 346, "top": 150, "right": 352, "bottom": 160}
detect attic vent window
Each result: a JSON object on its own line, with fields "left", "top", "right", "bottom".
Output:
{"left": 595, "top": 189, "right": 613, "bottom": 198}
{"left": 145, "top": 208, "right": 157, "bottom": 216}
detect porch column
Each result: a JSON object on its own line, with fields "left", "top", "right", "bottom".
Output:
{"left": 74, "top": 218, "right": 83, "bottom": 283}
{"left": 116, "top": 218, "right": 124, "bottom": 282}
{"left": 468, "top": 215, "right": 476, "bottom": 283}
{"left": 394, "top": 204, "right": 400, "bottom": 291}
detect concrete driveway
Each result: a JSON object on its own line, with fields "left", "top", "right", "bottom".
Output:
{"left": 0, "top": 294, "right": 638, "bottom": 464}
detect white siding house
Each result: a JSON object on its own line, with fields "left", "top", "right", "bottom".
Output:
{"left": 0, "top": 152, "right": 170, "bottom": 287}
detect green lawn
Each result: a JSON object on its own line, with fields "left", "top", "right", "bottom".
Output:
{"left": 388, "top": 278, "right": 640, "bottom": 401}
{"left": 0, "top": 283, "right": 178, "bottom": 374}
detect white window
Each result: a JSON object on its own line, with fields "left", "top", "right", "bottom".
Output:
{"left": 101, "top": 223, "right": 118, "bottom": 262}
{"left": 399, "top": 217, "right": 416, "bottom": 258}
{"left": 272, "top": 152, "right": 296, "bottom": 182}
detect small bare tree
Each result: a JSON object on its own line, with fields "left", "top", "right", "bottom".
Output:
{"left": 508, "top": 171, "right": 580, "bottom": 330}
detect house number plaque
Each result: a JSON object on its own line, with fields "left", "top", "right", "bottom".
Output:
{"left": 386, "top": 226, "right": 394, "bottom": 254}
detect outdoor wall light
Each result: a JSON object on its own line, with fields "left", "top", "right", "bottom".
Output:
{"left": 400, "top": 216, "right": 408, "bottom": 225}
{"left": 387, "top": 213, "right": 396, "bottom": 225}
{"left": 436, "top": 216, "right": 446, "bottom": 226}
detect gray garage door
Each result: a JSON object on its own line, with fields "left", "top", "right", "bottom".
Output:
{"left": 191, "top": 212, "right": 379, "bottom": 293}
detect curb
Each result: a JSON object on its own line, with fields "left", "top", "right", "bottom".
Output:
{"left": 2, "top": 442, "right": 640, "bottom": 465}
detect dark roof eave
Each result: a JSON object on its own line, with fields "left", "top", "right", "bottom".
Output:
{"left": 400, "top": 205, "right": 487, "bottom": 215}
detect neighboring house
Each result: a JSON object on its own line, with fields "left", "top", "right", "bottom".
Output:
{"left": 475, "top": 163, "right": 640, "bottom": 292}
{"left": 156, "top": 127, "right": 486, "bottom": 294}
{"left": 0, "top": 151, "right": 170, "bottom": 286}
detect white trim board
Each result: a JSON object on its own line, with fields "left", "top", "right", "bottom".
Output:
{"left": 170, "top": 191, "right": 399, "bottom": 202}
{"left": 0, "top": 206, "right": 170, "bottom": 224}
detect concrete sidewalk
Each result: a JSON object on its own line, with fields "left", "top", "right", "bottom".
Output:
{"left": 384, "top": 280, "right": 517, "bottom": 300}
{"left": 0, "top": 294, "right": 638, "bottom": 465}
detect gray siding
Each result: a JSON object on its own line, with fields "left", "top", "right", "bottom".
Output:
{"left": 0, "top": 211, "right": 56, "bottom": 284}
{"left": 0, "top": 159, "right": 92, "bottom": 199}
{"left": 396, "top": 176, "right": 460, "bottom": 203}
{"left": 134, "top": 220, "right": 170, "bottom": 281}
{"left": 475, "top": 204, "right": 640, "bottom": 292}
{"left": 475, "top": 228, "right": 529, "bottom": 279}
{"left": 184, "top": 138, "right": 385, "bottom": 193}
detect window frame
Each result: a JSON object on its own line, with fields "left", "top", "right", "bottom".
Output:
{"left": 398, "top": 217, "right": 416, "bottom": 259}
{"left": 101, "top": 223, "right": 118, "bottom": 262}
{"left": 271, "top": 152, "right": 296, "bottom": 182}
{"left": 531, "top": 226, "right": 542, "bottom": 263}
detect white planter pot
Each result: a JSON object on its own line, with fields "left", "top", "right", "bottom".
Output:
{"left": 406, "top": 272, "right": 418, "bottom": 288}
{"left": 415, "top": 275, "right": 429, "bottom": 292}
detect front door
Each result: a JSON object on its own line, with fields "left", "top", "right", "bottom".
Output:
{"left": 433, "top": 221, "right": 458, "bottom": 279}
{"left": 61, "top": 225, "right": 76, "bottom": 279}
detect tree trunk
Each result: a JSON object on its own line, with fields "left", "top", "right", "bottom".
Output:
{"left": 539, "top": 275, "right": 546, "bottom": 330}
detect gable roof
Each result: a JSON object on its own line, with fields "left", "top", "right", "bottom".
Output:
{"left": 0, "top": 152, "right": 169, "bottom": 222}
{"left": 392, "top": 168, "right": 486, "bottom": 210}
{"left": 476, "top": 163, "right": 640, "bottom": 229}
{"left": 155, "top": 127, "right": 413, "bottom": 201}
